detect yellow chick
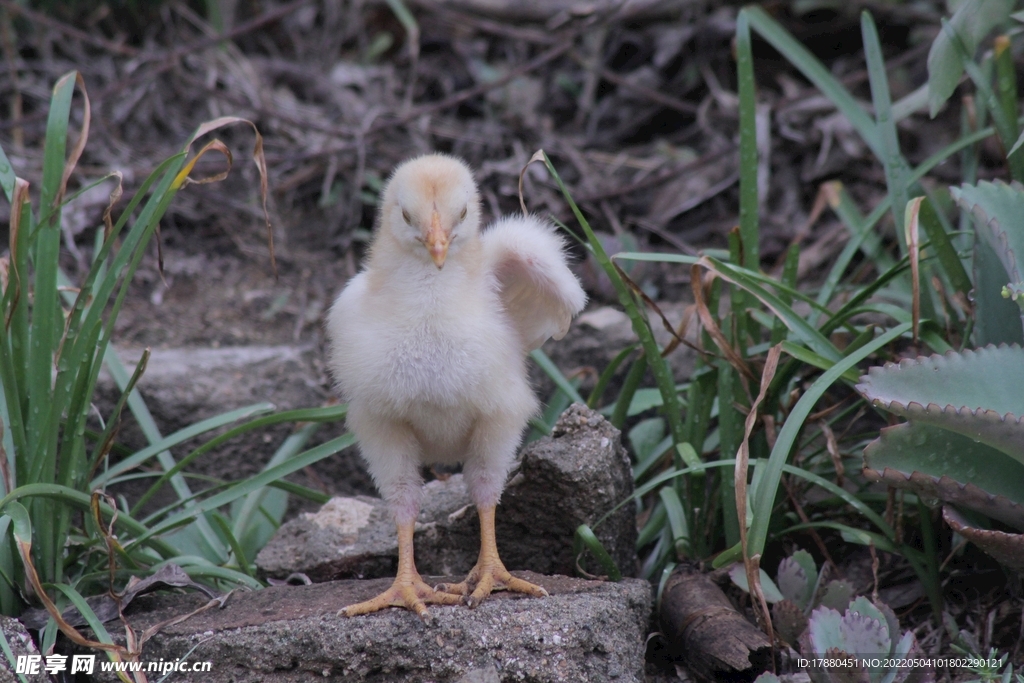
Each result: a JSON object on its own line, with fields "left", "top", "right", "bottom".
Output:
{"left": 327, "top": 154, "right": 587, "bottom": 619}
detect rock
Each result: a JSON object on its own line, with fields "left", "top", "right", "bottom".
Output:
{"left": 107, "top": 345, "right": 328, "bottom": 424}
{"left": 92, "top": 573, "right": 652, "bottom": 683}
{"left": 0, "top": 616, "right": 49, "bottom": 683}
{"left": 256, "top": 404, "right": 638, "bottom": 580}
{"left": 499, "top": 403, "right": 637, "bottom": 577}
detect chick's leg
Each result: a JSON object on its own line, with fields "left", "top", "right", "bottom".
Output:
{"left": 339, "top": 411, "right": 461, "bottom": 619}
{"left": 436, "top": 414, "right": 547, "bottom": 607}
{"left": 436, "top": 504, "right": 548, "bottom": 608}
{"left": 340, "top": 520, "right": 462, "bottom": 619}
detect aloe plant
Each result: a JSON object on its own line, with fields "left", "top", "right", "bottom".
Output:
{"left": 859, "top": 180, "right": 1024, "bottom": 572}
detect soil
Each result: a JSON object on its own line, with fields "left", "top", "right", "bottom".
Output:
{"left": 1, "top": 0, "right": 1022, "bottom": 676}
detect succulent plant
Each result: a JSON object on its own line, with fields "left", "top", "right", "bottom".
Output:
{"left": 858, "top": 180, "right": 1024, "bottom": 571}
{"left": 729, "top": 549, "right": 855, "bottom": 645}
{"left": 799, "top": 597, "right": 934, "bottom": 683}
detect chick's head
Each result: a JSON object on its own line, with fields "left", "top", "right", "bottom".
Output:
{"left": 380, "top": 154, "right": 481, "bottom": 269}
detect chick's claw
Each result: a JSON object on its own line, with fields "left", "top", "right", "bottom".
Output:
{"left": 340, "top": 574, "right": 463, "bottom": 621}
{"left": 436, "top": 563, "right": 548, "bottom": 609}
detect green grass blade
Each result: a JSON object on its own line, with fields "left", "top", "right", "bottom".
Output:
{"left": 780, "top": 464, "right": 893, "bottom": 537}
{"left": 746, "top": 323, "right": 911, "bottom": 557}
{"left": 701, "top": 257, "right": 841, "bottom": 361}
{"left": 744, "top": 6, "right": 881, "bottom": 157}
{"left": 541, "top": 152, "right": 687, "bottom": 454}
{"left": 927, "top": 0, "right": 1014, "bottom": 116}
{"left": 771, "top": 245, "right": 799, "bottom": 345}
{"left": 530, "top": 348, "right": 584, "bottom": 405}
{"left": 994, "top": 35, "right": 1023, "bottom": 175}
{"left": 916, "top": 196, "right": 972, "bottom": 299}
{"left": 131, "top": 405, "right": 349, "bottom": 515}
{"left": 587, "top": 345, "right": 636, "bottom": 409}
{"left": 863, "top": 11, "right": 910, "bottom": 250}
{"left": 633, "top": 435, "right": 673, "bottom": 481}
{"left": 0, "top": 624, "right": 31, "bottom": 683}
{"left": 736, "top": 9, "right": 759, "bottom": 269}
{"left": 942, "top": 19, "right": 1023, "bottom": 180}
{"left": 28, "top": 72, "right": 86, "bottom": 587}
{"left": 0, "top": 139, "right": 16, "bottom": 202}
{"left": 574, "top": 523, "right": 622, "bottom": 580}
{"left": 820, "top": 256, "right": 912, "bottom": 335}
{"left": 211, "top": 514, "right": 253, "bottom": 578}
{"left": 90, "top": 403, "right": 276, "bottom": 488}
{"left": 610, "top": 353, "right": 647, "bottom": 429}
{"left": 718, "top": 347, "right": 743, "bottom": 548}
{"left": 0, "top": 484, "right": 176, "bottom": 558}
{"left": 135, "top": 433, "right": 356, "bottom": 546}
{"left": 658, "top": 486, "right": 690, "bottom": 558}
{"left": 157, "top": 558, "right": 262, "bottom": 589}
{"left": 231, "top": 422, "right": 319, "bottom": 559}
{"left": 48, "top": 583, "right": 118, "bottom": 647}
{"left": 105, "top": 347, "right": 226, "bottom": 562}
{"left": 779, "top": 341, "right": 861, "bottom": 383}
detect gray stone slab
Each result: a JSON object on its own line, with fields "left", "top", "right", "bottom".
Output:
{"left": 92, "top": 573, "right": 651, "bottom": 683}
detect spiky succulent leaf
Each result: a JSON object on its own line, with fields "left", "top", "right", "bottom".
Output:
{"left": 839, "top": 611, "right": 891, "bottom": 683}
{"left": 808, "top": 605, "right": 845, "bottom": 654}
{"left": 873, "top": 600, "right": 902, "bottom": 663}
{"left": 773, "top": 598, "right": 810, "bottom": 645}
{"left": 975, "top": 238, "right": 1024, "bottom": 345}
{"left": 883, "top": 631, "right": 916, "bottom": 683}
{"left": 952, "top": 181, "right": 1024, "bottom": 290}
{"left": 782, "top": 549, "right": 818, "bottom": 610}
{"left": 858, "top": 346, "right": 1024, "bottom": 465}
{"left": 952, "top": 181, "right": 1024, "bottom": 344}
{"left": 824, "top": 648, "right": 872, "bottom": 683}
{"left": 777, "top": 555, "right": 811, "bottom": 607}
{"left": 943, "top": 506, "right": 1024, "bottom": 570}
{"left": 818, "top": 580, "right": 855, "bottom": 612}
{"left": 863, "top": 422, "right": 1024, "bottom": 529}
{"left": 848, "top": 597, "right": 891, "bottom": 643}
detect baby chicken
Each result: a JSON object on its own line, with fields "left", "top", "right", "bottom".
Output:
{"left": 327, "top": 154, "right": 586, "bottom": 619}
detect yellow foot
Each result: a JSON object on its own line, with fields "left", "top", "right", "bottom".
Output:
{"left": 436, "top": 561, "right": 548, "bottom": 609}
{"left": 339, "top": 574, "right": 463, "bottom": 621}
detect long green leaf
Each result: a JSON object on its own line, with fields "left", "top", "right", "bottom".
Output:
{"left": 0, "top": 485, "right": 177, "bottom": 558}
{"left": 541, "top": 153, "right": 688, "bottom": 457}
{"left": 574, "top": 524, "right": 622, "bottom": 581}
{"left": 530, "top": 348, "right": 584, "bottom": 405}
{"left": 736, "top": 9, "right": 759, "bottom": 269}
{"left": 131, "top": 405, "right": 349, "bottom": 515}
{"left": 746, "top": 323, "right": 911, "bottom": 556}
{"left": 927, "top": 0, "right": 1014, "bottom": 116}
{"left": 744, "top": 5, "right": 881, "bottom": 156}
{"left": 135, "top": 433, "right": 356, "bottom": 545}
{"left": 863, "top": 11, "right": 910, "bottom": 249}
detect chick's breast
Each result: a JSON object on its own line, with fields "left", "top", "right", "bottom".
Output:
{"left": 327, "top": 270, "right": 534, "bottom": 428}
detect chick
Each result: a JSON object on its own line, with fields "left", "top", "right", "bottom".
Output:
{"left": 327, "top": 154, "right": 586, "bottom": 619}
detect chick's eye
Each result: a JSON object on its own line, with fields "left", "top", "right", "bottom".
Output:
{"left": 402, "top": 209, "right": 412, "bottom": 224}
{"left": 458, "top": 206, "right": 468, "bottom": 222}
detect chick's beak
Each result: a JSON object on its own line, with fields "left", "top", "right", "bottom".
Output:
{"left": 425, "top": 210, "right": 449, "bottom": 269}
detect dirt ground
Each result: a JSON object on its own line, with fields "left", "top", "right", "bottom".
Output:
{"left": 1, "top": 0, "right": 1022, "bottom": 674}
